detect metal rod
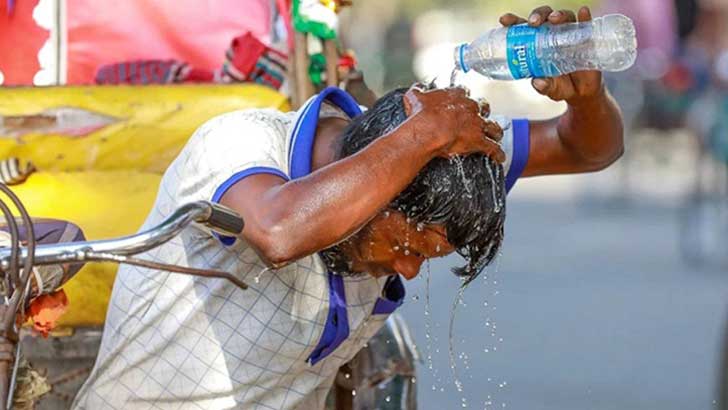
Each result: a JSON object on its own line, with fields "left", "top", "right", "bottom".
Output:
{"left": 0, "top": 185, "right": 36, "bottom": 289}
{"left": 323, "top": 39, "right": 338, "bottom": 87}
{"left": 294, "top": 31, "right": 314, "bottom": 107}
{"left": 0, "top": 202, "right": 19, "bottom": 289}
{"left": 84, "top": 252, "right": 248, "bottom": 290}
{"left": 5, "top": 341, "right": 20, "bottom": 410}
{"left": 0, "top": 201, "right": 213, "bottom": 270}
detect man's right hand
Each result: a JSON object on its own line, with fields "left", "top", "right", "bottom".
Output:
{"left": 403, "top": 85, "right": 505, "bottom": 162}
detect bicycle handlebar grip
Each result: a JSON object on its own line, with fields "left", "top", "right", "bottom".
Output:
{"left": 206, "top": 203, "right": 245, "bottom": 236}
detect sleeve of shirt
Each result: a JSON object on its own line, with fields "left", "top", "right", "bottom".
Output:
{"left": 170, "top": 110, "right": 290, "bottom": 245}
{"left": 494, "top": 116, "right": 530, "bottom": 194}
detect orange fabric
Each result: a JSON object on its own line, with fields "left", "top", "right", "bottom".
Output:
{"left": 0, "top": 0, "right": 49, "bottom": 85}
{"left": 27, "top": 290, "right": 69, "bottom": 337}
{"left": 67, "top": 0, "right": 274, "bottom": 84}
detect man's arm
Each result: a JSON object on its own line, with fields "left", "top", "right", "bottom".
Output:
{"left": 524, "top": 81, "right": 623, "bottom": 176}
{"left": 501, "top": 6, "right": 624, "bottom": 177}
{"left": 221, "top": 87, "right": 504, "bottom": 267}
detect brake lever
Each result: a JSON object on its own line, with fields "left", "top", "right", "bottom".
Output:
{"left": 84, "top": 251, "right": 248, "bottom": 290}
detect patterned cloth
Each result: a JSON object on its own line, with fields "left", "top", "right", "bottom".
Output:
{"left": 72, "top": 90, "right": 529, "bottom": 410}
{"left": 95, "top": 32, "right": 286, "bottom": 89}
{"left": 221, "top": 32, "right": 287, "bottom": 89}
{"left": 95, "top": 60, "right": 193, "bottom": 85}
{"left": 0, "top": 157, "right": 35, "bottom": 185}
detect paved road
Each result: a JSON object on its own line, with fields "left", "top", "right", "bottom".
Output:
{"left": 399, "top": 192, "right": 728, "bottom": 410}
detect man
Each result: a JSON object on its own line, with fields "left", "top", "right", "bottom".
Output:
{"left": 74, "top": 6, "right": 623, "bottom": 410}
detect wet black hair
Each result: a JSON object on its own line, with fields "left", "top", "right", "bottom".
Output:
{"left": 331, "top": 86, "right": 507, "bottom": 285}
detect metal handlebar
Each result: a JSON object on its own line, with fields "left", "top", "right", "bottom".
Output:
{"left": 0, "top": 201, "right": 244, "bottom": 270}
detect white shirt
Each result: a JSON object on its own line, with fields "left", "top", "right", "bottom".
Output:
{"left": 73, "top": 90, "right": 529, "bottom": 410}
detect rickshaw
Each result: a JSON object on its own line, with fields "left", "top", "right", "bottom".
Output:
{"left": 0, "top": 0, "right": 417, "bottom": 408}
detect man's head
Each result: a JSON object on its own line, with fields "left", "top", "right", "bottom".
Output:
{"left": 321, "top": 87, "right": 506, "bottom": 285}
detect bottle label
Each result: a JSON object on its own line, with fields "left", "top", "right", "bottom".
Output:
{"left": 506, "top": 24, "right": 546, "bottom": 79}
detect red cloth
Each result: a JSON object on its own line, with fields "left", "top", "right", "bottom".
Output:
{"left": 27, "top": 290, "right": 69, "bottom": 337}
{"left": 0, "top": 0, "right": 48, "bottom": 85}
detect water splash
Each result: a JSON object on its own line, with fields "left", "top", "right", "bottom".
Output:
{"left": 450, "top": 156, "right": 473, "bottom": 198}
{"left": 487, "top": 166, "right": 500, "bottom": 213}
{"left": 448, "top": 284, "right": 468, "bottom": 399}
{"left": 254, "top": 266, "right": 271, "bottom": 284}
{"left": 424, "top": 261, "right": 434, "bottom": 371}
{"left": 450, "top": 67, "right": 461, "bottom": 87}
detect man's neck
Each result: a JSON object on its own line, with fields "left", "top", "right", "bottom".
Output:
{"left": 311, "top": 117, "right": 350, "bottom": 171}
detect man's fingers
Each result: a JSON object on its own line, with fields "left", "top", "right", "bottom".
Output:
{"left": 528, "top": 5, "right": 554, "bottom": 26}
{"left": 478, "top": 99, "right": 491, "bottom": 118}
{"left": 548, "top": 9, "right": 576, "bottom": 24}
{"left": 483, "top": 120, "right": 504, "bottom": 142}
{"left": 499, "top": 13, "right": 527, "bottom": 27}
{"left": 486, "top": 141, "right": 507, "bottom": 163}
{"left": 532, "top": 78, "right": 553, "bottom": 95}
{"left": 577, "top": 6, "right": 592, "bottom": 22}
{"left": 533, "top": 77, "right": 577, "bottom": 101}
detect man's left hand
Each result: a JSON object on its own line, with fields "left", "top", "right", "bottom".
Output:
{"left": 499, "top": 5, "right": 604, "bottom": 104}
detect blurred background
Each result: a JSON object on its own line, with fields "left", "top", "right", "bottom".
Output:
{"left": 361, "top": 0, "right": 728, "bottom": 409}
{"left": 3, "top": 0, "right": 728, "bottom": 409}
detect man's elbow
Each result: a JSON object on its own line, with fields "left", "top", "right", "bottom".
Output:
{"left": 586, "top": 143, "right": 624, "bottom": 172}
{"left": 251, "top": 223, "right": 298, "bottom": 268}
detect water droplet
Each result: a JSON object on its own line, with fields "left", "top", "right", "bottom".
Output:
{"left": 448, "top": 285, "right": 468, "bottom": 406}
{"left": 404, "top": 249, "right": 411, "bottom": 256}
{"left": 424, "top": 261, "right": 435, "bottom": 374}
{"left": 385, "top": 396, "right": 391, "bottom": 402}
{"left": 450, "top": 67, "right": 460, "bottom": 87}
{"left": 351, "top": 390, "right": 357, "bottom": 396}
{"left": 416, "top": 223, "right": 424, "bottom": 232}
{"left": 393, "top": 245, "right": 400, "bottom": 251}
{"left": 344, "top": 373, "right": 351, "bottom": 379}
{"left": 403, "top": 241, "right": 410, "bottom": 247}
{"left": 253, "top": 266, "right": 270, "bottom": 284}
{"left": 412, "top": 295, "right": 420, "bottom": 301}
{"left": 384, "top": 211, "right": 390, "bottom": 218}
{"left": 435, "top": 244, "right": 441, "bottom": 252}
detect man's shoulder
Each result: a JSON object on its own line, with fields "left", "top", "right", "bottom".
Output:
{"left": 200, "top": 108, "right": 296, "bottom": 134}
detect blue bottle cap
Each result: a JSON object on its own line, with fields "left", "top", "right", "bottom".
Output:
{"left": 458, "top": 43, "right": 470, "bottom": 73}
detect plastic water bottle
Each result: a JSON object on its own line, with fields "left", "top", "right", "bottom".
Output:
{"left": 454, "top": 14, "right": 637, "bottom": 80}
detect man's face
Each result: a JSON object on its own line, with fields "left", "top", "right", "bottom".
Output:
{"left": 338, "top": 210, "right": 455, "bottom": 280}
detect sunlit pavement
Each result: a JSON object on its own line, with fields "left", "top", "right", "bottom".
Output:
{"left": 400, "top": 170, "right": 728, "bottom": 410}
